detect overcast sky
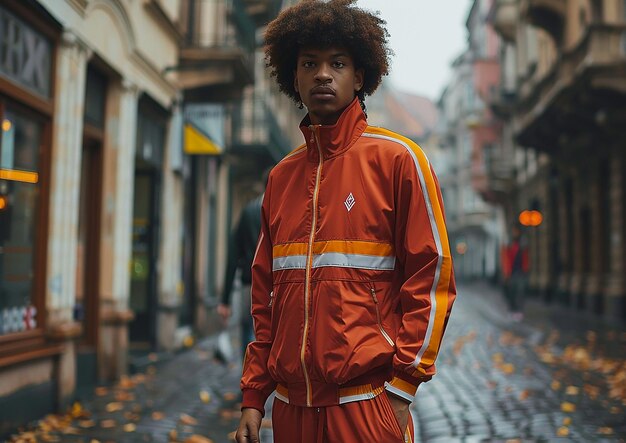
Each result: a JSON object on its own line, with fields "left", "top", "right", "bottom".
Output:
{"left": 356, "top": 0, "right": 472, "bottom": 100}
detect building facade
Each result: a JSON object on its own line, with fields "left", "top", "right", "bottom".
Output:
{"left": 437, "top": 0, "right": 504, "bottom": 282}
{"left": 489, "top": 0, "right": 626, "bottom": 321}
{"left": 0, "top": 0, "right": 294, "bottom": 434}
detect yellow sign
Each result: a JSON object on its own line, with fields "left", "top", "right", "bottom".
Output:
{"left": 184, "top": 123, "right": 222, "bottom": 155}
{"left": 0, "top": 168, "right": 38, "bottom": 183}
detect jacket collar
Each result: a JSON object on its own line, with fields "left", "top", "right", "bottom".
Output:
{"left": 299, "top": 97, "right": 368, "bottom": 162}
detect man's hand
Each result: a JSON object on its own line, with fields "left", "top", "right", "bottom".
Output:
{"left": 235, "top": 408, "right": 262, "bottom": 442}
{"left": 217, "top": 303, "right": 232, "bottom": 323}
{"left": 387, "top": 393, "right": 410, "bottom": 436}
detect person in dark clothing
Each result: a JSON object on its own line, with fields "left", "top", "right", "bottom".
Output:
{"left": 501, "top": 225, "right": 529, "bottom": 321}
{"left": 218, "top": 193, "right": 263, "bottom": 360}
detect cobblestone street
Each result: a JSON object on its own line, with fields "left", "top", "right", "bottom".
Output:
{"left": 8, "top": 282, "right": 626, "bottom": 442}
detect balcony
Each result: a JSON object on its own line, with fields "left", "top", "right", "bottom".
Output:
{"left": 514, "top": 24, "right": 626, "bottom": 151}
{"left": 230, "top": 96, "right": 291, "bottom": 174}
{"left": 241, "top": 0, "right": 281, "bottom": 27}
{"left": 492, "top": 0, "right": 518, "bottom": 42}
{"left": 178, "top": 0, "right": 256, "bottom": 102}
{"left": 524, "top": 0, "right": 566, "bottom": 45}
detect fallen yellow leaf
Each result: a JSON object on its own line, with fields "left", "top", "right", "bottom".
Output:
{"left": 180, "top": 413, "right": 198, "bottom": 426}
{"left": 223, "top": 392, "right": 238, "bottom": 401}
{"left": 200, "top": 390, "right": 211, "bottom": 403}
{"left": 100, "top": 419, "right": 116, "bottom": 428}
{"left": 565, "top": 386, "right": 579, "bottom": 395}
{"left": 519, "top": 390, "right": 530, "bottom": 401}
{"left": 501, "top": 363, "right": 515, "bottom": 374}
{"left": 563, "top": 417, "right": 571, "bottom": 426}
{"left": 551, "top": 381, "right": 561, "bottom": 391}
{"left": 123, "top": 423, "right": 136, "bottom": 432}
{"left": 492, "top": 353, "right": 504, "bottom": 364}
{"left": 183, "top": 435, "right": 213, "bottom": 443}
{"left": 169, "top": 429, "right": 178, "bottom": 441}
{"left": 561, "top": 402, "right": 576, "bottom": 413}
{"left": 557, "top": 426, "right": 570, "bottom": 437}
{"left": 598, "top": 427, "right": 614, "bottom": 435}
{"left": 152, "top": 411, "right": 165, "bottom": 421}
{"left": 95, "top": 387, "right": 109, "bottom": 396}
{"left": 105, "top": 402, "right": 124, "bottom": 412}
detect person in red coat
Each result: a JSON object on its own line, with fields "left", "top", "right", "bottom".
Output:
{"left": 501, "top": 225, "right": 529, "bottom": 321}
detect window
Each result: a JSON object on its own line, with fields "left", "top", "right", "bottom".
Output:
{"left": 0, "top": 105, "right": 44, "bottom": 335}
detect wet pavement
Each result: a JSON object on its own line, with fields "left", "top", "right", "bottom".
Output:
{"left": 7, "top": 282, "right": 626, "bottom": 442}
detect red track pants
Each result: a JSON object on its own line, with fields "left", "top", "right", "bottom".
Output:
{"left": 271, "top": 392, "right": 415, "bottom": 443}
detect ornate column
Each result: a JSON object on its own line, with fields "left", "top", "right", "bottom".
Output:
{"left": 568, "top": 166, "right": 586, "bottom": 308}
{"left": 604, "top": 149, "right": 625, "bottom": 321}
{"left": 46, "top": 30, "right": 91, "bottom": 406}
{"left": 98, "top": 78, "right": 138, "bottom": 380}
{"left": 158, "top": 102, "right": 184, "bottom": 351}
{"left": 584, "top": 161, "right": 603, "bottom": 313}
{"left": 556, "top": 171, "right": 572, "bottom": 305}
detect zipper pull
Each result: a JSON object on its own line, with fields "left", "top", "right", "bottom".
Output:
{"left": 268, "top": 291, "right": 274, "bottom": 307}
{"left": 370, "top": 287, "right": 378, "bottom": 304}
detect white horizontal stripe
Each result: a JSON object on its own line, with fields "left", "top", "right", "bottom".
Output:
{"left": 273, "top": 255, "right": 307, "bottom": 270}
{"left": 384, "top": 383, "right": 414, "bottom": 404}
{"left": 339, "top": 391, "right": 380, "bottom": 404}
{"left": 275, "top": 391, "right": 289, "bottom": 404}
{"left": 312, "top": 252, "right": 396, "bottom": 270}
{"left": 273, "top": 253, "right": 396, "bottom": 271}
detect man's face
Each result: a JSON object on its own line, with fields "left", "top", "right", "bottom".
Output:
{"left": 294, "top": 46, "right": 364, "bottom": 126}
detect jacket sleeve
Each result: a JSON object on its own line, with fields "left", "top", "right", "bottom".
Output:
{"left": 385, "top": 148, "right": 456, "bottom": 404}
{"left": 240, "top": 178, "right": 276, "bottom": 414}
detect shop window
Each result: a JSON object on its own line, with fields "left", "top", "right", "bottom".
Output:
{"left": 0, "top": 106, "right": 43, "bottom": 335}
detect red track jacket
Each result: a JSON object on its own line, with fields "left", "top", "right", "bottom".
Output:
{"left": 241, "top": 98, "right": 456, "bottom": 413}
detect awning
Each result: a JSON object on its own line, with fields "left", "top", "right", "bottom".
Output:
{"left": 184, "top": 123, "right": 223, "bottom": 155}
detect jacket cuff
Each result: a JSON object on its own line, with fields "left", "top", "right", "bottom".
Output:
{"left": 385, "top": 372, "right": 423, "bottom": 404}
{"left": 241, "top": 389, "right": 267, "bottom": 417}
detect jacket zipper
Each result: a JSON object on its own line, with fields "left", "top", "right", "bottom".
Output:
{"left": 301, "top": 125, "right": 323, "bottom": 407}
{"left": 369, "top": 284, "right": 395, "bottom": 348}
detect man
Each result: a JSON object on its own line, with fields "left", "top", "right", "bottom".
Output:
{"left": 218, "top": 192, "right": 263, "bottom": 361}
{"left": 501, "top": 225, "right": 529, "bottom": 321}
{"left": 236, "top": 1, "right": 456, "bottom": 442}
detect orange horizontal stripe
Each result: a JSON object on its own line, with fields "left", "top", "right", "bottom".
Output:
{"left": 389, "top": 377, "right": 418, "bottom": 397}
{"left": 0, "top": 168, "right": 38, "bottom": 184}
{"left": 273, "top": 240, "right": 394, "bottom": 258}
{"left": 273, "top": 242, "right": 308, "bottom": 257}
{"left": 312, "top": 240, "right": 394, "bottom": 257}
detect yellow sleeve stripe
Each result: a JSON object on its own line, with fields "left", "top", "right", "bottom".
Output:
{"left": 362, "top": 128, "right": 453, "bottom": 370}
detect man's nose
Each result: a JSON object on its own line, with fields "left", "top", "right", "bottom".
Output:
{"left": 314, "top": 64, "right": 332, "bottom": 82}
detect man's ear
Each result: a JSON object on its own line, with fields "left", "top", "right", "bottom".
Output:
{"left": 294, "top": 71, "right": 300, "bottom": 94}
{"left": 354, "top": 68, "right": 364, "bottom": 92}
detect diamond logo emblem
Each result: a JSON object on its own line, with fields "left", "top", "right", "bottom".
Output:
{"left": 344, "top": 193, "right": 355, "bottom": 212}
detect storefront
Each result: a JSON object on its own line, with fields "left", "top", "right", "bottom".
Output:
{"left": 0, "top": 1, "right": 60, "bottom": 434}
{"left": 129, "top": 95, "right": 167, "bottom": 349}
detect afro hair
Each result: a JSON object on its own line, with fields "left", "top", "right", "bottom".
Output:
{"left": 264, "top": 0, "right": 392, "bottom": 105}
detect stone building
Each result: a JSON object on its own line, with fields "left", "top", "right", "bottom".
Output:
{"left": 0, "top": 0, "right": 296, "bottom": 434}
{"left": 438, "top": 0, "right": 504, "bottom": 281}
{"left": 489, "top": 0, "right": 626, "bottom": 321}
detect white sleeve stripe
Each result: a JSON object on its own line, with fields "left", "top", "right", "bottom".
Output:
{"left": 362, "top": 132, "right": 444, "bottom": 368}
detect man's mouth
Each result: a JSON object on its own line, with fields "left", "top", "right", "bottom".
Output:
{"left": 311, "top": 86, "right": 335, "bottom": 98}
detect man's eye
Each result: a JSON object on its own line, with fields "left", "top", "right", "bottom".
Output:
{"left": 303, "top": 61, "right": 315, "bottom": 68}
{"left": 333, "top": 61, "right": 345, "bottom": 68}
